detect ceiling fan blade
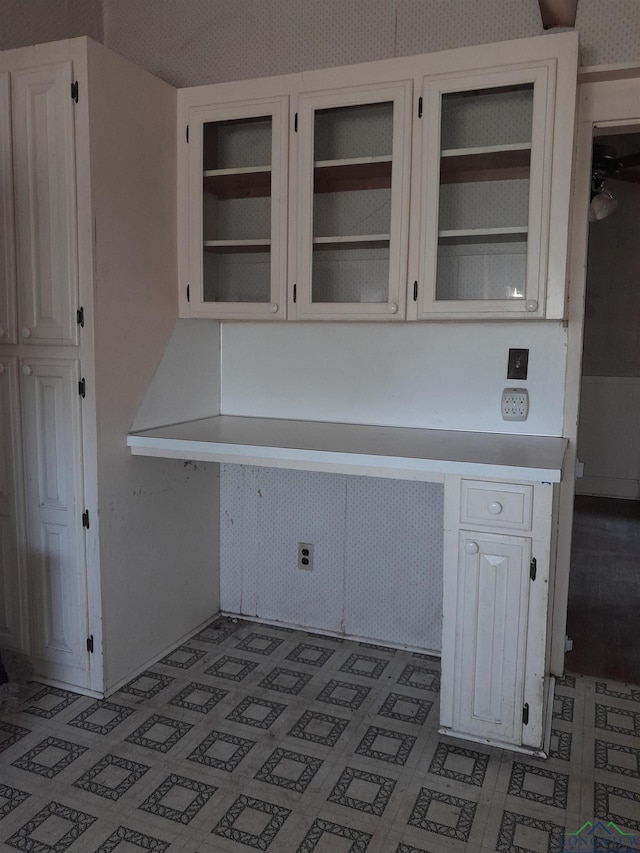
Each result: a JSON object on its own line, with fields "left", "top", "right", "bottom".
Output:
{"left": 616, "top": 151, "right": 640, "bottom": 170}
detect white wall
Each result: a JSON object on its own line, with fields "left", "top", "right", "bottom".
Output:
{"left": 221, "top": 321, "right": 567, "bottom": 435}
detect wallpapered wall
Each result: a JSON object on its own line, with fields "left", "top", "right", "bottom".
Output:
{"left": 1, "top": 0, "right": 639, "bottom": 80}
{"left": 0, "top": 0, "right": 103, "bottom": 50}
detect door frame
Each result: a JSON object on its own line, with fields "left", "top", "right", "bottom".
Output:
{"left": 551, "top": 66, "right": 640, "bottom": 675}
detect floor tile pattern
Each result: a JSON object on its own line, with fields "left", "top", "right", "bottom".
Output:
{"left": 1, "top": 617, "right": 640, "bottom": 852}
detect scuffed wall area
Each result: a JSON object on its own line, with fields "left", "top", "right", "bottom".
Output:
{"left": 0, "top": 0, "right": 103, "bottom": 49}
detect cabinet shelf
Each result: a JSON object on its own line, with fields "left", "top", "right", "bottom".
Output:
{"left": 203, "top": 167, "right": 271, "bottom": 200}
{"left": 438, "top": 227, "right": 528, "bottom": 244}
{"left": 204, "top": 239, "right": 270, "bottom": 254}
{"left": 313, "top": 234, "right": 390, "bottom": 248}
{"left": 440, "top": 144, "right": 531, "bottom": 184}
{"left": 313, "top": 156, "right": 392, "bottom": 193}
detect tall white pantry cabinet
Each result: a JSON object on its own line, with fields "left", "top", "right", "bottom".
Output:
{"left": 0, "top": 38, "right": 218, "bottom": 696}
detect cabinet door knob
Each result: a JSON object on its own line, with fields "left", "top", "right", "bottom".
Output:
{"left": 488, "top": 501, "right": 503, "bottom": 515}
{"left": 464, "top": 540, "right": 479, "bottom": 555}
{"left": 525, "top": 300, "right": 538, "bottom": 312}
{"left": 21, "top": 326, "right": 32, "bottom": 338}
{"left": 269, "top": 303, "right": 279, "bottom": 313}
{"left": 22, "top": 365, "right": 32, "bottom": 376}
{"left": 387, "top": 302, "right": 398, "bottom": 314}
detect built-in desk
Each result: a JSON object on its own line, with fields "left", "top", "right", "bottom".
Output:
{"left": 127, "top": 414, "right": 566, "bottom": 482}
{"left": 127, "top": 416, "right": 567, "bottom": 756}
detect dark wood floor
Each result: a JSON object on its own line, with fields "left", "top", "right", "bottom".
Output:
{"left": 565, "top": 494, "right": 640, "bottom": 683}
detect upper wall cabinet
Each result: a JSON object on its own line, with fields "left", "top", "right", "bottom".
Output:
{"left": 291, "top": 82, "right": 412, "bottom": 321}
{"left": 186, "top": 97, "right": 289, "bottom": 319}
{"left": 409, "top": 65, "right": 555, "bottom": 319}
{"left": 178, "top": 32, "right": 578, "bottom": 321}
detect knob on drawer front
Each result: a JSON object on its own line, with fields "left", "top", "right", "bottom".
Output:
{"left": 488, "top": 501, "right": 503, "bottom": 515}
{"left": 464, "top": 540, "right": 479, "bottom": 555}
{"left": 22, "top": 365, "right": 32, "bottom": 376}
{"left": 21, "top": 327, "right": 31, "bottom": 338}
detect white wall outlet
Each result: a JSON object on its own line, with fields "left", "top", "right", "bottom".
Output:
{"left": 297, "top": 543, "right": 313, "bottom": 570}
{"left": 501, "top": 388, "right": 529, "bottom": 421}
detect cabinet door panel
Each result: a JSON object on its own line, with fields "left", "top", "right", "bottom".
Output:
{"left": 187, "top": 97, "right": 288, "bottom": 319}
{"left": 454, "top": 531, "right": 530, "bottom": 744}
{"left": 12, "top": 61, "right": 78, "bottom": 345}
{"left": 414, "top": 65, "right": 554, "bottom": 319}
{"left": 0, "top": 358, "right": 27, "bottom": 651}
{"left": 21, "top": 358, "right": 88, "bottom": 685}
{"left": 0, "top": 73, "right": 16, "bottom": 344}
{"left": 293, "top": 82, "right": 412, "bottom": 320}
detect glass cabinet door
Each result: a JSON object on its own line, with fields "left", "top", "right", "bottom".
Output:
{"left": 293, "top": 82, "right": 412, "bottom": 320}
{"left": 416, "top": 66, "right": 552, "bottom": 317}
{"left": 187, "top": 97, "right": 288, "bottom": 318}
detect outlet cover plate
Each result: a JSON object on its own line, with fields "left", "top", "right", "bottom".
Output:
{"left": 501, "top": 387, "right": 529, "bottom": 421}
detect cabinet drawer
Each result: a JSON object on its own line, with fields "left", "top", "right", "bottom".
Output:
{"left": 460, "top": 480, "right": 533, "bottom": 531}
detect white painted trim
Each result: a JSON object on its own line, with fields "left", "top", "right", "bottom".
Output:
{"left": 553, "top": 76, "right": 640, "bottom": 674}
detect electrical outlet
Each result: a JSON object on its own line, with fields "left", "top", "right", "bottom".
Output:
{"left": 297, "top": 543, "right": 313, "bottom": 570}
{"left": 501, "top": 388, "right": 529, "bottom": 421}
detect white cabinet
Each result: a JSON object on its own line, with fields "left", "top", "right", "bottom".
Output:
{"left": 291, "top": 81, "right": 412, "bottom": 320}
{"left": 11, "top": 62, "right": 79, "bottom": 345}
{"left": 0, "top": 357, "right": 27, "bottom": 652}
{"left": 179, "top": 32, "right": 577, "bottom": 322}
{"left": 441, "top": 476, "right": 555, "bottom": 753}
{"left": 186, "top": 96, "right": 289, "bottom": 318}
{"left": 1, "top": 37, "right": 216, "bottom": 697}
{"left": 20, "top": 358, "right": 88, "bottom": 684}
{"left": 411, "top": 66, "right": 552, "bottom": 318}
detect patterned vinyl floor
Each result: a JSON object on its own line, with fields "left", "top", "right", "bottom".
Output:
{"left": 1, "top": 617, "right": 639, "bottom": 852}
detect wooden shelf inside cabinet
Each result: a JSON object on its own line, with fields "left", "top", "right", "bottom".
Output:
{"left": 203, "top": 239, "right": 271, "bottom": 254}
{"left": 203, "top": 167, "right": 271, "bottom": 200}
{"left": 313, "top": 156, "right": 392, "bottom": 193}
{"left": 438, "top": 227, "right": 528, "bottom": 244}
{"left": 440, "top": 144, "right": 531, "bottom": 184}
{"left": 313, "top": 235, "right": 390, "bottom": 249}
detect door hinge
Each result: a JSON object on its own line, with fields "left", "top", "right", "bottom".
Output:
{"left": 522, "top": 703, "right": 529, "bottom": 725}
{"left": 418, "top": 96, "right": 423, "bottom": 118}
{"left": 76, "top": 306, "right": 84, "bottom": 327}
{"left": 71, "top": 80, "right": 79, "bottom": 102}
{"left": 293, "top": 283, "right": 297, "bottom": 303}
{"left": 530, "top": 557, "right": 537, "bottom": 581}
{"left": 565, "top": 635, "right": 574, "bottom": 652}
{"left": 186, "top": 284, "right": 190, "bottom": 303}
{"left": 294, "top": 112, "right": 298, "bottom": 132}
{"left": 186, "top": 125, "right": 189, "bottom": 143}
{"left": 78, "top": 377, "right": 86, "bottom": 398}
{"left": 413, "top": 281, "right": 418, "bottom": 301}
{"left": 86, "top": 635, "right": 94, "bottom": 653}
{"left": 82, "top": 510, "right": 90, "bottom": 529}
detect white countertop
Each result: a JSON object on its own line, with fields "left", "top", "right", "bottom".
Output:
{"left": 127, "top": 415, "right": 567, "bottom": 483}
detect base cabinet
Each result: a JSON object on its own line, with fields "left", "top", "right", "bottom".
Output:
{"left": 20, "top": 358, "right": 88, "bottom": 685}
{"left": 441, "top": 476, "right": 555, "bottom": 753}
{"left": 0, "top": 357, "right": 27, "bottom": 652}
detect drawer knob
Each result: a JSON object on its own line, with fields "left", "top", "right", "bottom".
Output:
{"left": 22, "top": 364, "right": 32, "bottom": 376}
{"left": 488, "top": 501, "right": 503, "bottom": 515}
{"left": 464, "top": 540, "right": 479, "bottom": 555}
{"left": 21, "top": 326, "right": 31, "bottom": 338}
